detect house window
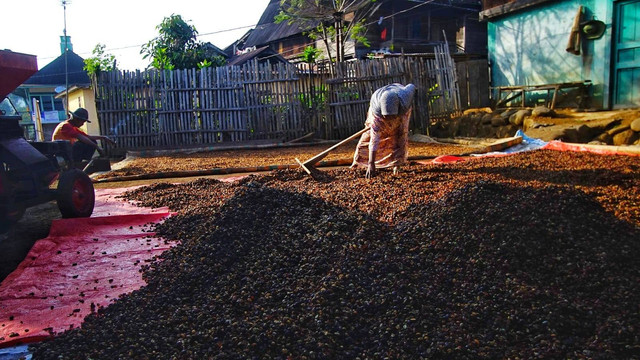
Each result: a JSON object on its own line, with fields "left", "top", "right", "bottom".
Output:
{"left": 36, "top": 95, "right": 54, "bottom": 111}
{"left": 31, "top": 95, "right": 65, "bottom": 112}
{"left": 411, "top": 19, "right": 421, "bottom": 39}
{"left": 54, "top": 98, "right": 65, "bottom": 111}
{"left": 31, "top": 94, "right": 65, "bottom": 123}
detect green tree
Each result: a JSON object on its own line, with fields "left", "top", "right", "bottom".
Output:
{"left": 141, "top": 14, "right": 226, "bottom": 70}
{"left": 83, "top": 44, "right": 116, "bottom": 76}
{"left": 275, "top": 0, "right": 377, "bottom": 71}
{"left": 300, "top": 45, "right": 322, "bottom": 64}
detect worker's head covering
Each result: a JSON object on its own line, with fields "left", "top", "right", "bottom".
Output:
{"left": 379, "top": 83, "right": 416, "bottom": 116}
{"left": 398, "top": 84, "right": 416, "bottom": 110}
{"left": 70, "top": 108, "right": 91, "bottom": 123}
{"left": 380, "top": 92, "right": 400, "bottom": 116}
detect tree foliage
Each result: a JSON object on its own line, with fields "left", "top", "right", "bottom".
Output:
{"left": 83, "top": 44, "right": 116, "bottom": 76}
{"left": 300, "top": 45, "right": 322, "bottom": 63}
{"left": 275, "top": 0, "right": 378, "bottom": 67}
{"left": 141, "top": 14, "right": 226, "bottom": 70}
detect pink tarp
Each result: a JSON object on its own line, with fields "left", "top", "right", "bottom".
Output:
{"left": 0, "top": 188, "right": 174, "bottom": 348}
{"left": 543, "top": 140, "right": 640, "bottom": 156}
{"left": 93, "top": 186, "right": 170, "bottom": 217}
{"left": 432, "top": 155, "right": 466, "bottom": 163}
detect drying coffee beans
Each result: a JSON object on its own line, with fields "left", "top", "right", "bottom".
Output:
{"left": 32, "top": 150, "right": 640, "bottom": 359}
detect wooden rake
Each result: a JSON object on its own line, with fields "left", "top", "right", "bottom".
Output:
{"left": 295, "top": 126, "right": 370, "bottom": 175}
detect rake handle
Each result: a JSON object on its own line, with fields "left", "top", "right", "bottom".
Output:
{"left": 302, "top": 126, "right": 370, "bottom": 167}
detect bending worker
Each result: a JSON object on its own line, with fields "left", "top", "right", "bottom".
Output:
{"left": 52, "top": 107, "right": 116, "bottom": 164}
{"left": 352, "top": 83, "right": 416, "bottom": 178}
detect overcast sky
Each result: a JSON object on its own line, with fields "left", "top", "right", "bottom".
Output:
{"left": 2, "top": 0, "right": 269, "bottom": 71}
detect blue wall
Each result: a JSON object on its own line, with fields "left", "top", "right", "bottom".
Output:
{"left": 487, "top": 0, "right": 614, "bottom": 108}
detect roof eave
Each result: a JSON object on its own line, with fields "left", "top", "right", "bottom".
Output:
{"left": 479, "top": 0, "right": 555, "bottom": 21}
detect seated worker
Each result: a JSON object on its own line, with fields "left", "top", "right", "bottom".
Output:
{"left": 52, "top": 107, "right": 116, "bottom": 164}
{"left": 352, "top": 83, "right": 416, "bottom": 179}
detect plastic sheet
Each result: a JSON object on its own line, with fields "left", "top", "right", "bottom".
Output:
{"left": 0, "top": 344, "right": 30, "bottom": 359}
{"left": 0, "top": 188, "right": 174, "bottom": 348}
{"left": 473, "top": 130, "right": 548, "bottom": 157}
{"left": 92, "top": 187, "right": 170, "bottom": 217}
{"left": 432, "top": 155, "right": 466, "bottom": 163}
{"left": 543, "top": 140, "right": 640, "bottom": 156}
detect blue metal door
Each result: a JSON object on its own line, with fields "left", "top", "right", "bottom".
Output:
{"left": 613, "top": 0, "right": 640, "bottom": 108}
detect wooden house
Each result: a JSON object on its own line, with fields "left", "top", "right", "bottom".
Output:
{"left": 238, "top": 0, "right": 311, "bottom": 62}
{"left": 481, "top": 0, "right": 639, "bottom": 109}
{"left": 363, "top": 0, "right": 486, "bottom": 58}
{"left": 237, "top": 0, "right": 487, "bottom": 63}
{"left": 13, "top": 37, "right": 93, "bottom": 140}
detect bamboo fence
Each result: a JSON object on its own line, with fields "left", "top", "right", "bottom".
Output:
{"left": 95, "top": 54, "right": 486, "bottom": 153}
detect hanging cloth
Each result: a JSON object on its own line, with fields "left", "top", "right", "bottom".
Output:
{"left": 566, "top": 5, "right": 583, "bottom": 55}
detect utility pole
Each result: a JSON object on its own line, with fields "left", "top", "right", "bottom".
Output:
{"left": 61, "top": 0, "right": 70, "bottom": 114}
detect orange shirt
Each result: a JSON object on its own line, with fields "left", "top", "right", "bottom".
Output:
{"left": 52, "top": 121, "right": 88, "bottom": 144}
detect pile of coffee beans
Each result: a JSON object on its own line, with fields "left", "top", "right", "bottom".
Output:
{"left": 32, "top": 150, "right": 640, "bottom": 359}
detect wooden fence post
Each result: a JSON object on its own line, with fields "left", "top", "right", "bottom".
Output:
{"left": 95, "top": 52, "right": 475, "bottom": 150}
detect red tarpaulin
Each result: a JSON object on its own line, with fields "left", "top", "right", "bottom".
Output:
{"left": 0, "top": 188, "right": 174, "bottom": 348}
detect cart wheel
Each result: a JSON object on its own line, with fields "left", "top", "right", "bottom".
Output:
{"left": 57, "top": 169, "right": 95, "bottom": 218}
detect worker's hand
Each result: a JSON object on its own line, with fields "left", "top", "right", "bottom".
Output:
{"left": 366, "top": 163, "right": 376, "bottom": 179}
{"left": 103, "top": 136, "right": 117, "bottom": 146}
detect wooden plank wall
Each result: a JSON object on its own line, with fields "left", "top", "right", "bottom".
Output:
{"left": 296, "top": 63, "right": 330, "bottom": 138}
{"left": 327, "top": 58, "right": 406, "bottom": 139}
{"left": 95, "top": 70, "right": 162, "bottom": 150}
{"left": 328, "top": 52, "right": 467, "bottom": 137}
{"left": 95, "top": 54, "right": 478, "bottom": 152}
{"left": 242, "top": 61, "right": 307, "bottom": 141}
{"left": 456, "top": 59, "right": 491, "bottom": 109}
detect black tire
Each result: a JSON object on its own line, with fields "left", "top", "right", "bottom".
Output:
{"left": 57, "top": 169, "right": 95, "bottom": 218}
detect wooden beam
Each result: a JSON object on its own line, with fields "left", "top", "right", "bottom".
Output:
{"left": 480, "top": 0, "right": 556, "bottom": 21}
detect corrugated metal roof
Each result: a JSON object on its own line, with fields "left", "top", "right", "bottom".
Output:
{"left": 23, "top": 50, "right": 90, "bottom": 87}
{"left": 242, "top": 0, "right": 310, "bottom": 47}
{"left": 227, "top": 46, "right": 289, "bottom": 66}
{"left": 202, "top": 43, "right": 229, "bottom": 58}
